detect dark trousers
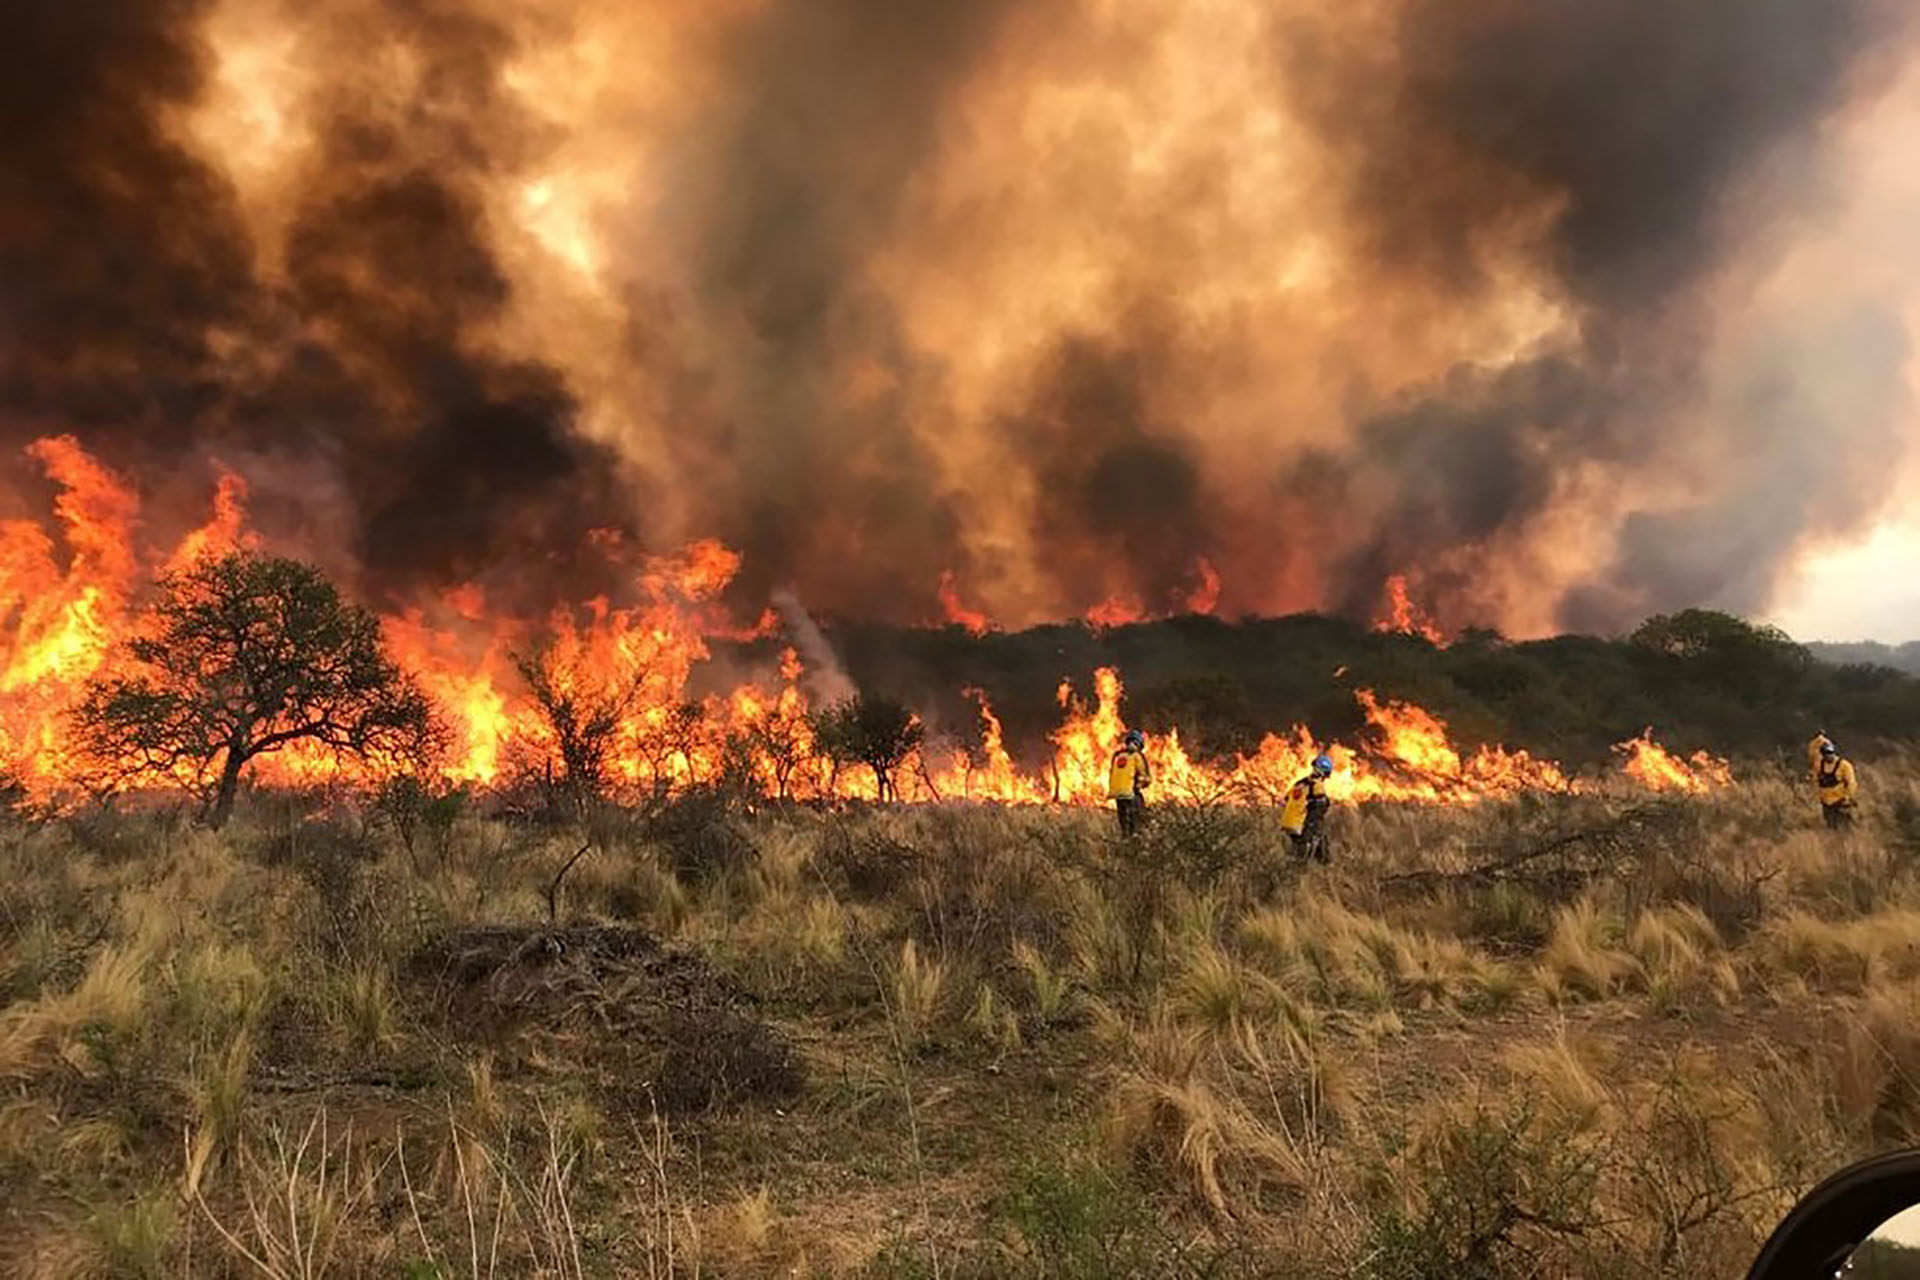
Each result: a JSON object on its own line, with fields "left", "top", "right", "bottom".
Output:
{"left": 1291, "top": 822, "right": 1329, "bottom": 863}
{"left": 1115, "top": 795, "right": 1144, "bottom": 836}
{"left": 1824, "top": 804, "right": 1854, "bottom": 831}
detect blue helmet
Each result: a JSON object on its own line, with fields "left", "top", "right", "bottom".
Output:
{"left": 1312, "top": 754, "right": 1334, "bottom": 777}
{"left": 1124, "top": 729, "right": 1146, "bottom": 750}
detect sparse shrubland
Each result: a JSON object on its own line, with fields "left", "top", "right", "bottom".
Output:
{"left": 5, "top": 771, "right": 1920, "bottom": 1275}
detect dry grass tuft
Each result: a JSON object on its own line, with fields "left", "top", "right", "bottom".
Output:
{"left": 1757, "top": 908, "right": 1920, "bottom": 992}
{"left": 85, "top": 1187, "right": 178, "bottom": 1280}
{"left": 1239, "top": 893, "right": 1513, "bottom": 1015}
{"left": 1629, "top": 903, "right": 1740, "bottom": 1008}
{"left": 1105, "top": 1061, "right": 1306, "bottom": 1219}
{"left": 328, "top": 963, "right": 398, "bottom": 1055}
{"left": 1171, "top": 941, "right": 1268, "bottom": 1038}
{"left": 0, "top": 938, "right": 156, "bottom": 1081}
{"left": 1012, "top": 937, "right": 1072, "bottom": 1024}
{"left": 887, "top": 937, "right": 947, "bottom": 1049}
{"left": 1503, "top": 1024, "right": 1613, "bottom": 1125}
{"left": 965, "top": 981, "right": 1022, "bottom": 1053}
{"left": 184, "top": 1027, "right": 255, "bottom": 1194}
{"left": 1538, "top": 898, "right": 1639, "bottom": 1003}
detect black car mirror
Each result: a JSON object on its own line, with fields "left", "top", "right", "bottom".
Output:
{"left": 1749, "top": 1149, "right": 1920, "bottom": 1279}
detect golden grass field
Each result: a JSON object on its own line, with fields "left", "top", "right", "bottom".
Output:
{"left": 4, "top": 764, "right": 1920, "bottom": 1277}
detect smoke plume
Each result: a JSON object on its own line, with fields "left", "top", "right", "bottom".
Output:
{"left": 2, "top": 0, "right": 1915, "bottom": 635}
{"left": 771, "top": 588, "right": 856, "bottom": 708}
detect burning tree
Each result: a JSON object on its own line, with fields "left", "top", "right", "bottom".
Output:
{"left": 514, "top": 647, "right": 646, "bottom": 820}
{"left": 747, "top": 700, "right": 811, "bottom": 800}
{"left": 74, "top": 554, "right": 435, "bottom": 827}
{"left": 811, "top": 694, "right": 923, "bottom": 802}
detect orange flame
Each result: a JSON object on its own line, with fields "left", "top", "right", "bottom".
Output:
{"left": 0, "top": 439, "right": 143, "bottom": 781}
{"left": 1612, "top": 729, "right": 1733, "bottom": 793}
{"left": 1183, "top": 557, "right": 1222, "bottom": 616}
{"left": 1086, "top": 560, "right": 1221, "bottom": 628}
{"left": 1084, "top": 593, "right": 1144, "bottom": 630}
{"left": 165, "top": 466, "right": 257, "bottom": 573}
{"left": 937, "top": 570, "right": 992, "bottom": 636}
{"left": 927, "top": 688, "right": 1047, "bottom": 803}
{"left": 0, "top": 437, "right": 1740, "bottom": 812}
{"left": 1375, "top": 574, "right": 1448, "bottom": 647}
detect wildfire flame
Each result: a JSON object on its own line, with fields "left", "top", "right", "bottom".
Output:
{"left": 1183, "top": 557, "right": 1222, "bottom": 617}
{"left": 1083, "top": 557, "right": 1222, "bottom": 630}
{"left": 1613, "top": 729, "right": 1734, "bottom": 794}
{"left": 1375, "top": 574, "right": 1449, "bottom": 647}
{"left": 0, "top": 438, "right": 1736, "bottom": 810}
{"left": 937, "top": 571, "right": 992, "bottom": 636}
{"left": 1084, "top": 593, "right": 1145, "bottom": 630}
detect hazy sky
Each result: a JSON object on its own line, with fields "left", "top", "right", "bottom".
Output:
{"left": 1768, "top": 518, "right": 1920, "bottom": 642}
{"left": 1755, "top": 54, "right": 1920, "bottom": 647}
{"left": 1869, "top": 1201, "right": 1920, "bottom": 1248}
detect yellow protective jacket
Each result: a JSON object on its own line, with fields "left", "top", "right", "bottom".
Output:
{"left": 1108, "top": 748, "right": 1150, "bottom": 800}
{"left": 1817, "top": 757, "right": 1858, "bottom": 809}
{"left": 1281, "top": 776, "right": 1329, "bottom": 836}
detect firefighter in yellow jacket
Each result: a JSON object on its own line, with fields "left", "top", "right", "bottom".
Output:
{"left": 1108, "top": 729, "right": 1151, "bottom": 835}
{"left": 1282, "top": 755, "right": 1335, "bottom": 862}
{"left": 1815, "top": 740, "right": 1858, "bottom": 830}
{"left": 1808, "top": 730, "right": 1834, "bottom": 784}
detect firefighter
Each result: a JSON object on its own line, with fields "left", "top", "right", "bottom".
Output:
{"left": 1815, "top": 741, "right": 1858, "bottom": 830}
{"left": 1282, "top": 754, "right": 1335, "bottom": 862}
{"left": 1107, "top": 729, "right": 1151, "bottom": 836}
{"left": 1808, "top": 729, "right": 1834, "bottom": 784}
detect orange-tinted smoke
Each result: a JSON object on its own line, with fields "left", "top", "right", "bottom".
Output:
{"left": 7, "top": 0, "right": 1917, "bottom": 639}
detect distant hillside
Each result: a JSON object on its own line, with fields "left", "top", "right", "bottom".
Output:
{"left": 711, "top": 609, "right": 1920, "bottom": 771}
{"left": 1809, "top": 640, "right": 1920, "bottom": 675}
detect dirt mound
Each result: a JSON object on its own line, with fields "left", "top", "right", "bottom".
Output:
{"left": 407, "top": 923, "right": 804, "bottom": 1114}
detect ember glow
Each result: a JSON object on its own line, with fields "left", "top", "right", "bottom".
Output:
{"left": 0, "top": 439, "right": 1737, "bottom": 808}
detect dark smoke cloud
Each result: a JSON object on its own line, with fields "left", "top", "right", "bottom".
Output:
{"left": 1295, "top": 0, "right": 1890, "bottom": 308}
{"left": 0, "top": 0, "right": 635, "bottom": 604}
{"left": 0, "top": 0, "right": 248, "bottom": 441}
{"left": 1330, "top": 357, "right": 1622, "bottom": 623}
{"left": 1022, "top": 327, "right": 1212, "bottom": 615}
{"left": 667, "top": 0, "right": 1020, "bottom": 621}
{"left": 668, "top": 0, "right": 1915, "bottom": 632}
{"left": 1587, "top": 296, "right": 1914, "bottom": 626}
{"left": 1285, "top": 0, "right": 1913, "bottom": 629}
{"left": 2, "top": 0, "right": 1914, "bottom": 635}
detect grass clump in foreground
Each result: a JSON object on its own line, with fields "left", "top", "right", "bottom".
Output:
{"left": 0, "top": 771, "right": 1917, "bottom": 1275}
